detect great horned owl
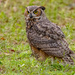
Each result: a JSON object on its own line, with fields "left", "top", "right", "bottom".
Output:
{"left": 24, "top": 6, "right": 75, "bottom": 65}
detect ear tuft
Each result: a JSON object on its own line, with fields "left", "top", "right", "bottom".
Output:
{"left": 39, "top": 6, "right": 45, "bottom": 10}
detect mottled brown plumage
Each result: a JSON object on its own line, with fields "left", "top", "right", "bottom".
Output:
{"left": 24, "top": 6, "right": 75, "bottom": 65}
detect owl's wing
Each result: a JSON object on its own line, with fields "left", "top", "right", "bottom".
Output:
{"left": 45, "top": 22, "right": 65, "bottom": 40}
{"left": 34, "top": 21, "right": 65, "bottom": 40}
{"left": 29, "top": 21, "right": 71, "bottom": 57}
{"left": 28, "top": 30, "right": 70, "bottom": 57}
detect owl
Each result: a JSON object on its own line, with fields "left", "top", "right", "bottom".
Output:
{"left": 24, "top": 6, "right": 75, "bottom": 65}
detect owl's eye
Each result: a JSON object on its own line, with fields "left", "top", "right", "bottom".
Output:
{"left": 27, "top": 11, "right": 29, "bottom": 14}
{"left": 33, "top": 10, "right": 38, "bottom": 14}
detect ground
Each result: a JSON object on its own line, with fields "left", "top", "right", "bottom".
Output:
{"left": 0, "top": 0, "right": 75, "bottom": 75}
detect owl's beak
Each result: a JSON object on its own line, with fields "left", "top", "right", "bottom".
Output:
{"left": 29, "top": 13, "right": 33, "bottom": 18}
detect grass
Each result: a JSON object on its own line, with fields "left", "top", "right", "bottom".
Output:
{"left": 0, "top": 0, "right": 75, "bottom": 75}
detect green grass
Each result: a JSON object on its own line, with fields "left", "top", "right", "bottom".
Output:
{"left": 0, "top": 0, "right": 75, "bottom": 75}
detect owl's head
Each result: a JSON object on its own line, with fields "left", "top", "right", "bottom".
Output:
{"left": 24, "top": 6, "right": 46, "bottom": 22}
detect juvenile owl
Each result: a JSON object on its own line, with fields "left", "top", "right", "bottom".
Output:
{"left": 24, "top": 6, "right": 75, "bottom": 65}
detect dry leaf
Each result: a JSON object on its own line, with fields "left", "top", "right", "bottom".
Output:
{"left": 1, "top": 37, "right": 5, "bottom": 40}
{"left": 10, "top": 49, "right": 15, "bottom": 52}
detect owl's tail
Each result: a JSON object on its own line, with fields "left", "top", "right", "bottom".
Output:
{"left": 62, "top": 50, "right": 75, "bottom": 65}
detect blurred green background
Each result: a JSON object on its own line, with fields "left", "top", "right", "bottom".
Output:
{"left": 0, "top": 0, "right": 75, "bottom": 75}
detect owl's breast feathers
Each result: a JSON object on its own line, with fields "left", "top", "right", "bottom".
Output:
{"left": 26, "top": 19, "right": 73, "bottom": 58}
{"left": 27, "top": 19, "right": 65, "bottom": 40}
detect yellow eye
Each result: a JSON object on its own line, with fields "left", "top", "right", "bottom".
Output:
{"left": 27, "top": 11, "right": 29, "bottom": 14}
{"left": 33, "top": 10, "right": 38, "bottom": 14}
